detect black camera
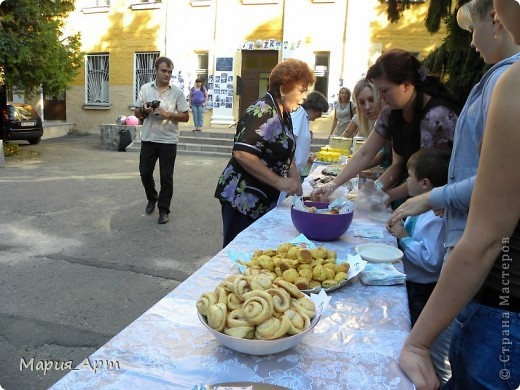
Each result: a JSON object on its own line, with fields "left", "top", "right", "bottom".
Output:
{"left": 147, "top": 100, "right": 161, "bottom": 109}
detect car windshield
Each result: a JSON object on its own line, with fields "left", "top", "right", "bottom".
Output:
{"left": 9, "top": 104, "right": 40, "bottom": 121}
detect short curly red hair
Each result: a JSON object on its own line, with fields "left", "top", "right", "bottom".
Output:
{"left": 268, "top": 58, "right": 315, "bottom": 98}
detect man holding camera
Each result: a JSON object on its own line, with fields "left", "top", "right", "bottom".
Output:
{"left": 135, "top": 56, "right": 190, "bottom": 224}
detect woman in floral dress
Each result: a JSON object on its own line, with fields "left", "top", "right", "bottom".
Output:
{"left": 215, "top": 59, "right": 315, "bottom": 247}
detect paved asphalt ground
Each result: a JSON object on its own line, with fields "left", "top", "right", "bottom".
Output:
{"left": 0, "top": 134, "right": 230, "bottom": 390}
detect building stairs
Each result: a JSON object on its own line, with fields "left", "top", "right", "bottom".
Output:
{"left": 176, "top": 130, "right": 329, "bottom": 158}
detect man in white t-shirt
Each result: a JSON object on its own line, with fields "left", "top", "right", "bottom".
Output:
{"left": 134, "top": 57, "right": 190, "bottom": 224}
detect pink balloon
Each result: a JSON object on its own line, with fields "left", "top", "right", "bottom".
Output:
{"left": 125, "top": 115, "right": 140, "bottom": 126}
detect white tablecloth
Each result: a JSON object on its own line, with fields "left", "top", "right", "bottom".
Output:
{"left": 51, "top": 175, "right": 413, "bottom": 389}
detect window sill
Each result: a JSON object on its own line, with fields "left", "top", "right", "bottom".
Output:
{"left": 190, "top": 0, "right": 212, "bottom": 6}
{"left": 130, "top": 2, "right": 162, "bottom": 10}
{"left": 83, "top": 104, "right": 112, "bottom": 110}
{"left": 81, "top": 6, "right": 110, "bottom": 14}
{"left": 242, "top": 0, "right": 278, "bottom": 4}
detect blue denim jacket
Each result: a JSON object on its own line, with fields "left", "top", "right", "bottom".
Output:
{"left": 429, "top": 52, "right": 520, "bottom": 248}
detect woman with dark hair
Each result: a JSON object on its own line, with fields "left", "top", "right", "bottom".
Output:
{"left": 215, "top": 58, "right": 315, "bottom": 247}
{"left": 189, "top": 78, "right": 208, "bottom": 131}
{"left": 312, "top": 49, "right": 460, "bottom": 206}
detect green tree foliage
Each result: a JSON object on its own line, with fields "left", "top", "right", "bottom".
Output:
{"left": 382, "top": 0, "right": 486, "bottom": 104}
{"left": 0, "top": 0, "right": 82, "bottom": 97}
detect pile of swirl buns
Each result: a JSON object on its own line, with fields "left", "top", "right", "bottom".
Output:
{"left": 197, "top": 273, "right": 317, "bottom": 340}
{"left": 240, "top": 242, "right": 350, "bottom": 290}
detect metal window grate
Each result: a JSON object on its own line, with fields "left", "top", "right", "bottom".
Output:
{"left": 86, "top": 54, "right": 109, "bottom": 104}
{"left": 134, "top": 52, "right": 160, "bottom": 103}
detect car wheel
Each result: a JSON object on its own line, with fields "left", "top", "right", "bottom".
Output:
{"left": 28, "top": 137, "right": 41, "bottom": 145}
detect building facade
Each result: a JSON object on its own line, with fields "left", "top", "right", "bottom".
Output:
{"left": 60, "top": 0, "right": 445, "bottom": 132}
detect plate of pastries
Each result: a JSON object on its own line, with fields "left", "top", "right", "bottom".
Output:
{"left": 237, "top": 242, "right": 352, "bottom": 294}
{"left": 196, "top": 273, "right": 321, "bottom": 355}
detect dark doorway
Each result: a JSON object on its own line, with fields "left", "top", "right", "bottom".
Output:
{"left": 239, "top": 50, "right": 278, "bottom": 117}
{"left": 43, "top": 91, "right": 66, "bottom": 121}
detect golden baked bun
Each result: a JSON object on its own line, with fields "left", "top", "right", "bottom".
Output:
{"left": 293, "top": 276, "right": 310, "bottom": 290}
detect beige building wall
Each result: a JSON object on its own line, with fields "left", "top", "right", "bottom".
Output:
{"left": 62, "top": 0, "right": 446, "bottom": 134}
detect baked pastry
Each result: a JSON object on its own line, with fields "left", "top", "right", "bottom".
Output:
{"left": 284, "top": 308, "right": 311, "bottom": 335}
{"left": 233, "top": 275, "right": 251, "bottom": 301}
{"left": 298, "top": 248, "right": 313, "bottom": 264}
{"left": 255, "top": 315, "right": 291, "bottom": 340}
{"left": 224, "top": 326, "right": 255, "bottom": 339}
{"left": 282, "top": 268, "right": 299, "bottom": 283}
{"left": 196, "top": 292, "right": 217, "bottom": 316}
{"left": 265, "top": 287, "right": 291, "bottom": 313}
{"left": 207, "top": 303, "right": 228, "bottom": 332}
{"left": 250, "top": 273, "right": 274, "bottom": 291}
{"left": 291, "top": 297, "right": 316, "bottom": 319}
{"left": 293, "top": 276, "right": 310, "bottom": 290}
{"left": 226, "top": 292, "right": 243, "bottom": 311}
{"left": 215, "top": 286, "right": 228, "bottom": 305}
{"left": 226, "top": 309, "right": 250, "bottom": 328}
{"left": 322, "top": 279, "right": 339, "bottom": 288}
{"left": 274, "top": 279, "right": 305, "bottom": 298}
{"left": 242, "top": 290, "right": 274, "bottom": 325}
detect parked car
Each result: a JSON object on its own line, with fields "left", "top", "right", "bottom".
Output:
{"left": 1, "top": 103, "right": 43, "bottom": 145}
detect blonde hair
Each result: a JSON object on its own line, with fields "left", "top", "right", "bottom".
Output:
{"left": 457, "top": 0, "right": 494, "bottom": 32}
{"left": 352, "top": 78, "right": 381, "bottom": 138}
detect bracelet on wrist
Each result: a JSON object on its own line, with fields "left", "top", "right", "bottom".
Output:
{"left": 374, "top": 179, "right": 384, "bottom": 191}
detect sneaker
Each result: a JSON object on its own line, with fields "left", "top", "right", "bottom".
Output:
{"left": 145, "top": 200, "right": 157, "bottom": 215}
{"left": 158, "top": 212, "right": 169, "bottom": 224}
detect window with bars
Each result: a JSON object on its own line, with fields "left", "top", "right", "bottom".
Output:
{"left": 86, "top": 54, "right": 109, "bottom": 104}
{"left": 134, "top": 52, "right": 160, "bottom": 103}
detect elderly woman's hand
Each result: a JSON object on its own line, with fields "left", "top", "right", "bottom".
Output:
{"left": 278, "top": 176, "right": 302, "bottom": 196}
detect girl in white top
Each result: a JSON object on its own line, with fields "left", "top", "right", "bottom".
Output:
{"left": 329, "top": 87, "right": 356, "bottom": 137}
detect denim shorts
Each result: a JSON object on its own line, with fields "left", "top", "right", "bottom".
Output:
{"left": 444, "top": 301, "right": 520, "bottom": 389}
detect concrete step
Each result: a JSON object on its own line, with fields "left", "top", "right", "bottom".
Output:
{"left": 175, "top": 128, "right": 329, "bottom": 158}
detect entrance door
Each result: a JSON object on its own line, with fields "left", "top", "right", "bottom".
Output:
{"left": 43, "top": 91, "right": 66, "bottom": 121}
{"left": 239, "top": 50, "right": 278, "bottom": 117}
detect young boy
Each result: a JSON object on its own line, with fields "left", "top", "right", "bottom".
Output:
{"left": 387, "top": 148, "right": 450, "bottom": 326}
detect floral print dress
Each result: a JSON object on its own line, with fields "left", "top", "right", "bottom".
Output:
{"left": 215, "top": 93, "right": 295, "bottom": 219}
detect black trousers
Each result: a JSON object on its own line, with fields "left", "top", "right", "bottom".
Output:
{"left": 406, "top": 280, "right": 437, "bottom": 327}
{"left": 221, "top": 202, "right": 255, "bottom": 248}
{"left": 139, "top": 141, "right": 177, "bottom": 214}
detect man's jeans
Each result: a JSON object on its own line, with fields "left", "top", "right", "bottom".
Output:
{"left": 444, "top": 301, "right": 520, "bottom": 389}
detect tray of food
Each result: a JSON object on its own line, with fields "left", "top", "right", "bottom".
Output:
{"left": 230, "top": 239, "right": 366, "bottom": 294}
{"left": 196, "top": 274, "right": 330, "bottom": 355}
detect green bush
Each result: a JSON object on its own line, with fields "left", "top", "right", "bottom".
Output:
{"left": 3, "top": 141, "right": 20, "bottom": 157}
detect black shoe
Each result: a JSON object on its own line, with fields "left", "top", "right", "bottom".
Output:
{"left": 145, "top": 200, "right": 156, "bottom": 215}
{"left": 158, "top": 212, "right": 169, "bottom": 224}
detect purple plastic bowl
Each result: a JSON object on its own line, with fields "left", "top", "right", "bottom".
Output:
{"left": 290, "top": 201, "right": 354, "bottom": 241}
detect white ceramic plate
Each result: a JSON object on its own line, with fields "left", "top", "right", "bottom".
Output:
{"left": 355, "top": 243, "right": 403, "bottom": 263}
{"left": 198, "top": 312, "right": 320, "bottom": 356}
